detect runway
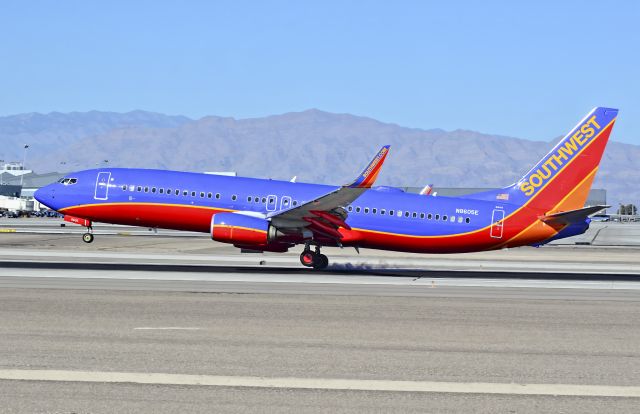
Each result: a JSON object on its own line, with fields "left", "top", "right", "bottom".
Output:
{"left": 1, "top": 287, "right": 640, "bottom": 413}
{"left": 1, "top": 224, "right": 640, "bottom": 412}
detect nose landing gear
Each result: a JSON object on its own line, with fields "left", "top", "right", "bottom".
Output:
{"left": 299, "top": 245, "right": 329, "bottom": 270}
{"left": 82, "top": 225, "right": 94, "bottom": 243}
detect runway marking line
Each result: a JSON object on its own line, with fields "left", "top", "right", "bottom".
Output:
{"left": 0, "top": 370, "right": 639, "bottom": 397}
{"left": 133, "top": 327, "right": 201, "bottom": 330}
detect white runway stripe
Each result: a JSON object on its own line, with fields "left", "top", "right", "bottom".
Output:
{"left": 1, "top": 370, "right": 639, "bottom": 397}
{"left": 133, "top": 327, "right": 201, "bottom": 330}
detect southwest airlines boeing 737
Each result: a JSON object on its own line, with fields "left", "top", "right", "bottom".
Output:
{"left": 35, "top": 107, "right": 618, "bottom": 269}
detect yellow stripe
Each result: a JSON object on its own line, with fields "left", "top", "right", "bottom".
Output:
{"left": 550, "top": 166, "right": 599, "bottom": 213}
{"left": 214, "top": 225, "right": 267, "bottom": 234}
{"left": 60, "top": 201, "right": 234, "bottom": 213}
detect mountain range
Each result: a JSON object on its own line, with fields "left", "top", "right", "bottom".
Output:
{"left": 1, "top": 110, "right": 638, "bottom": 207}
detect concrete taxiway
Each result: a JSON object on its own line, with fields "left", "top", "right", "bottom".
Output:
{"left": 1, "top": 220, "right": 640, "bottom": 413}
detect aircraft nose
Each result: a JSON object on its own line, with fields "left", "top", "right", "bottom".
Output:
{"left": 34, "top": 184, "right": 56, "bottom": 210}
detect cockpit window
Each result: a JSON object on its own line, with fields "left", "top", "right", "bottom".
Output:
{"left": 58, "top": 178, "right": 78, "bottom": 185}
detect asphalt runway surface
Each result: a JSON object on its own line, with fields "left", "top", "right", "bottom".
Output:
{"left": 1, "top": 222, "right": 640, "bottom": 412}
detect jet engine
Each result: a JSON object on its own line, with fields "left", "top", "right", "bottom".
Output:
{"left": 211, "top": 212, "right": 283, "bottom": 245}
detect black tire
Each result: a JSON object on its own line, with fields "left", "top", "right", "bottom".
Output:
{"left": 300, "top": 251, "right": 314, "bottom": 267}
{"left": 313, "top": 254, "right": 329, "bottom": 270}
{"left": 82, "top": 233, "right": 94, "bottom": 243}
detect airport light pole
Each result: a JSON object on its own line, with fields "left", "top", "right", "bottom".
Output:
{"left": 20, "top": 145, "right": 29, "bottom": 187}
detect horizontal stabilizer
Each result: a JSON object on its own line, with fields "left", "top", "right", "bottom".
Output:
{"left": 540, "top": 205, "right": 609, "bottom": 227}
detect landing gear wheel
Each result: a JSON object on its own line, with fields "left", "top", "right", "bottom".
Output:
{"left": 300, "top": 251, "right": 315, "bottom": 267}
{"left": 82, "top": 233, "right": 94, "bottom": 243}
{"left": 313, "top": 254, "right": 329, "bottom": 270}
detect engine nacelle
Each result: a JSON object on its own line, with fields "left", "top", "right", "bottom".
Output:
{"left": 211, "top": 212, "right": 280, "bottom": 245}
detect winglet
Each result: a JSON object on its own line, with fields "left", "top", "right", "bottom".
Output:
{"left": 419, "top": 184, "right": 434, "bottom": 196}
{"left": 347, "top": 145, "right": 390, "bottom": 188}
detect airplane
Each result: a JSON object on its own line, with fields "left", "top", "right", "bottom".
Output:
{"left": 35, "top": 107, "right": 618, "bottom": 269}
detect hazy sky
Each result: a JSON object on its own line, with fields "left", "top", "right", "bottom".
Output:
{"left": 1, "top": 1, "right": 638, "bottom": 143}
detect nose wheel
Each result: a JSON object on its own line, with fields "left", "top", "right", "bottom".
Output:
{"left": 299, "top": 246, "right": 329, "bottom": 270}
{"left": 82, "top": 226, "right": 94, "bottom": 243}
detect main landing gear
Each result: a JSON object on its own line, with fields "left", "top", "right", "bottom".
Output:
{"left": 299, "top": 244, "right": 329, "bottom": 270}
{"left": 82, "top": 226, "right": 94, "bottom": 243}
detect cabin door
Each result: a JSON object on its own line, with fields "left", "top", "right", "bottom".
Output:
{"left": 266, "top": 195, "right": 278, "bottom": 211}
{"left": 94, "top": 172, "right": 111, "bottom": 200}
{"left": 490, "top": 209, "right": 505, "bottom": 239}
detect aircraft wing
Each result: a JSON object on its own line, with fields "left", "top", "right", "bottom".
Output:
{"left": 267, "top": 145, "right": 390, "bottom": 240}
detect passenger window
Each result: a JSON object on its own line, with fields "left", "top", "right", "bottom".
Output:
{"left": 232, "top": 195, "right": 237, "bottom": 201}
{"left": 458, "top": 216, "right": 463, "bottom": 223}
{"left": 247, "top": 196, "right": 252, "bottom": 202}
{"left": 122, "top": 185, "right": 127, "bottom": 191}
{"left": 200, "top": 192, "right": 205, "bottom": 198}
{"left": 420, "top": 213, "right": 425, "bottom": 219}
{"left": 381, "top": 209, "right": 386, "bottom": 215}
{"left": 216, "top": 193, "right": 221, "bottom": 199}
{"left": 262, "top": 197, "right": 267, "bottom": 203}
{"left": 405, "top": 211, "right": 410, "bottom": 217}
{"left": 412, "top": 212, "right": 417, "bottom": 218}
{"left": 208, "top": 193, "right": 212, "bottom": 198}
{"left": 450, "top": 215, "right": 456, "bottom": 222}
{"left": 175, "top": 189, "right": 179, "bottom": 195}
{"left": 254, "top": 197, "right": 260, "bottom": 202}
{"left": 356, "top": 207, "right": 361, "bottom": 213}
{"left": 435, "top": 214, "right": 440, "bottom": 220}
{"left": 293, "top": 201, "right": 298, "bottom": 206}
{"left": 465, "top": 217, "right": 471, "bottom": 223}
{"left": 348, "top": 206, "right": 353, "bottom": 212}
{"left": 137, "top": 186, "right": 142, "bottom": 192}
{"left": 183, "top": 190, "right": 188, "bottom": 196}
{"left": 151, "top": 187, "right": 156, "bottom": 193}
{"left": 428, "top": 213, "right": 432, "bottom": 219}
{"left": 159, "top": 188, "right": 164, "bottom": 194}
{"left": 364, "top": 207, "right": 369, "bottom": 214}
{"left": 144, "top": 187, "right": 149, "bottom": 193}
{"left": 390, "top": 210, "right": 394, "bottom": 216}
{"left": 443, "top": 215, "right": 448, "bottom": 221}
{"left": 372, "top": 208, "right": 377, "bottom": 214}
{"left": 191, "top": 191, "right": 196, "bottom": 197}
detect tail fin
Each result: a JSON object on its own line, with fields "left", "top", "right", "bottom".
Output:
{"left": 467, "top": 107, "right": 618, "bottom": 212}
